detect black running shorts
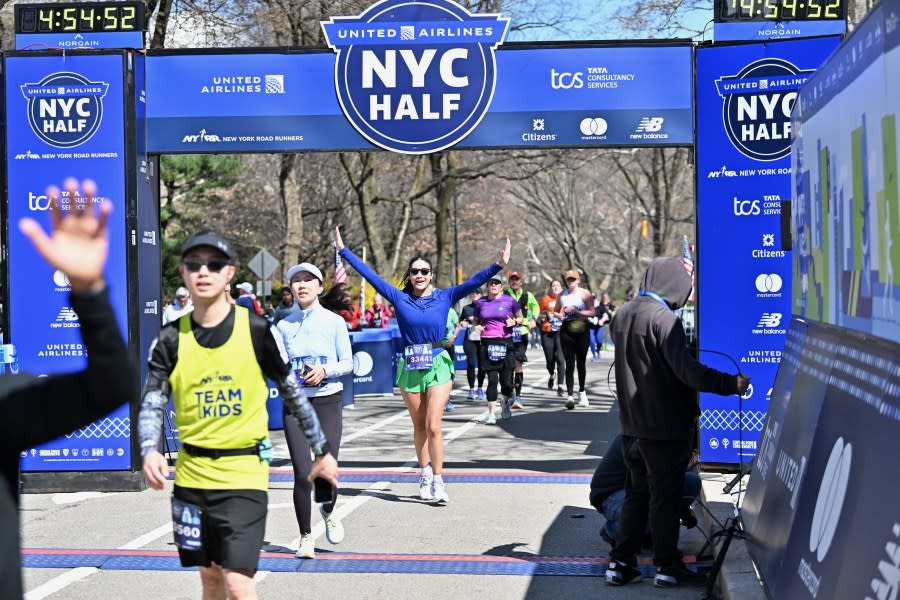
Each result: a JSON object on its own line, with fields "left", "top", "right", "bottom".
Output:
{"left": 173, "top": 486, "right": 267, "bottom": 571}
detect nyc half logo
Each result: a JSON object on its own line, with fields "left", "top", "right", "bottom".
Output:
{"left": 322, "top": 0, "right": 509, "bottom": 154}
{"left": 21, "top": 72, "right": 109, "bottom": 148}
{"left": 715, "top": 58, "right": 814, "bottom": 161}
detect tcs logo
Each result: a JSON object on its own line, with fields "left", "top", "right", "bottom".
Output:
{"left": 551, "top": 68, "right": 583, "bottom": 89}
{"left": 734, "top": 197, "right": 761, "bottom": 216}
{"left": 21, "top": 72, "right": 109, "bottom": 148}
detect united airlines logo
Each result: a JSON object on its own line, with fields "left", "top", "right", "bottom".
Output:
{"left": 21, "top": 72, "right": 109, "bottom": 148}
{"left": 715, "top": 58, "right": 815, "bottom": 161}
{"left": 321, "top": 0, "right": 509, "bottom": 154}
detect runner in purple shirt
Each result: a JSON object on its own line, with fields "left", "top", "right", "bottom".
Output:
{"left": 474, "top": 277, "right": 523, "bottom": 424}
{"left": 334, "top": 227, "right": 510, "bottom": 504}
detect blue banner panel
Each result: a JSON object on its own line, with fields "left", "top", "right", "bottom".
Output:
{"left": 5, "top": 53, "right": 132, "bottom": 471}
{"left": 770, "top": 328, "right": 899, "bottom": 600}
{"left": 145, "top": 45, "right": 693, "bottom": 153}
{"left": 16, "top": 31, "right": 143, "bottom": 51}
{"left": 792, "top": 0, "right": 900, "bottom": 343}
{"left": 714, "top": 20, "right": 846, "bottom": 42}
{"left": 695, "top": 36, "right": 841, "bottom": 464}
{"left": 741, "top": 318, "right": 836, "bottom": 591}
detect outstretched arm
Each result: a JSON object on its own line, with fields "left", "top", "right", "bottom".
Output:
{"left": 449, "top": 239, "right": 509, "bottom": 303}
{"left": 334, "top": 227, "right": 401, "bottom": 305}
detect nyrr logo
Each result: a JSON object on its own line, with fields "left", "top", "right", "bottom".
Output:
{"left": 21, "top": 72, "right": 109, "bottom": 148}
{"left": 715, "top": 58, "right": 814, "bottom": 161}
{"left": 322, "top": 0, "right": 509, "bottom": 154}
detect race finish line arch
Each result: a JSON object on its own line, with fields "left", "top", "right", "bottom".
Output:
{"left": 3, "top": 0, "right": 843, "bottom": 490}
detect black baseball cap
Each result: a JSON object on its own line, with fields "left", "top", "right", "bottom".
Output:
{"left": 180, "top": 231, "right": 234, "bottom": 260}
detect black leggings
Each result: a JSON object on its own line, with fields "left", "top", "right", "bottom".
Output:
{"left": 541, "top": 331, "right": 565, "bottom": 387}
{"left": 283, "top": 392, "right": 343, "bottom": 535}
{"left": 463, "top": 337, "right": 485, "bottom": 389}
{"left": 480, "top": 339, "right": 514, "bottom": 402}
{"left": 560, "top": 327, "right": 589, "bottom": 394}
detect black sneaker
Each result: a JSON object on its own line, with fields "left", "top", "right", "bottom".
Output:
{"left": 548, "top": 375, "right": 554, "bottom": 389}
{"left": 605, "top": 560, "right": 642, "bottom": 586}
{"left": 655, "top": 562, "right": 707, "bottom": 587}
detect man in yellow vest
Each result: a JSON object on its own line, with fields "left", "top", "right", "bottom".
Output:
{"left": 139, "top": 231, "right": 338, "bottom": 600}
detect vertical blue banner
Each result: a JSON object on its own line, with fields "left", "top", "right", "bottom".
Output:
{"left": 5, "top": 53, "right": 132, "bottom": 471}
{"left": 695, "top": 37, "right": 841, "bottom": 464}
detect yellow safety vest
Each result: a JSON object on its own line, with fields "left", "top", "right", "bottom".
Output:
{"left": 170, "top": 308, "right": 269, "bottom": 490}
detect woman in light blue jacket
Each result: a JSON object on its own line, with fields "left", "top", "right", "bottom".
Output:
{"left": 277, "top": 262, "right": 353, "bottom": 560}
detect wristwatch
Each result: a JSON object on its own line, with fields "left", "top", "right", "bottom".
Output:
{"left": 313, "top": 440, "right": 332, "bottom": 458}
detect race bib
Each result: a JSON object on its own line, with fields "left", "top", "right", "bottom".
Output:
{"left": 404, "top": 344, "right": 433, "bottom": 371}
{"left": 487, "top": 343, "right": 507, "bottom": 361}
{"left": 292, "top": 356, "right": 327, "bottom": 386}
{"left": 550, "top": 316, "right": 562, "bottom": 332}
{"left": 512, "top": 328, "right": 522, "bottom": 343}
{"left": 171, "top": 497, "right": 203, "bottom": 551}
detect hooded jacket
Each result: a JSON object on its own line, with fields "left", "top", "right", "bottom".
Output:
{"left": 611, "top": 257, "right": 737, "bottom": 441}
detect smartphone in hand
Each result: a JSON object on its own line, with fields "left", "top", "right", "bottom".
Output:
{"left": 314, "top": 477, "right": 335, "bottom": 504}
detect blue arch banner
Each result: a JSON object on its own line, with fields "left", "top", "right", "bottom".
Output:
{"left": 144, "top": 44, "right": 694, "bottom": 153}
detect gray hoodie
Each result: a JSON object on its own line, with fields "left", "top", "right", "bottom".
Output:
{"left": 611, "top": 257, "right": 738, "bottom": 441}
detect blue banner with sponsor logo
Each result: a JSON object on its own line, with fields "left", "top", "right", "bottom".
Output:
{"left": 695, "top": 36, "right": 841, "bottom": 464}
{"left": 757, "top": 325, "right": 898, "bottom": 600}
{"left": 145, "top": 44, "right": 693, "bottom": 153}
{"left": 4, "top": 53, "right": 131, "bottom": 471}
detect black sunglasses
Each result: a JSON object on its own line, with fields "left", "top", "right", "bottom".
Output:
{"left": 183, "top": 258, "right": 230, "bottom": 273}
{"left": 409, "top": 268, "right": 431, "bottom": 276}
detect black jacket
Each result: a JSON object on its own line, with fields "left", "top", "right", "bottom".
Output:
{"left": 0, "top": 287, "right": 133, "bottom": 599}
{"left": 611, "top": 257, "right": 737, "bottom": 441}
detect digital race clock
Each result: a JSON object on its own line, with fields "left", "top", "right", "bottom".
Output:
{"left": 716, "top": 0, "right": 846, "bottom": 22}
{"left": 15, "top": 1, "right": 145, "bottom": 34}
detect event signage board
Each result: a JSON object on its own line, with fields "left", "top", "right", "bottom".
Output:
{"left": 695, "top": 36, "right": 841, "bottom": 464}
{"left": 713, "top": 0, "right": 847, "bottom": 41}
{"left": 768, "top": 328, "right": 899, "bottom": 600}
{"left": 792, "top": 0, "right": 900, "bottom": 343}
{"left": 321, "top": 0, "right": 509, "bottom": 154}
{"left": 144, "top": 44, "right": 694, "bottom": 153}
{"left": 4, "top": 53, "right": 131, "bottom": 471}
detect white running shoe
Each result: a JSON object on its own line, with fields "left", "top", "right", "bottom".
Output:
{"left": 578, "top": 391, "right": 590, "bottom": 408}
{"left": 296, "top": 534, "right": 316, "bottom": 559}
{"left": 485, "top": 413, "right": 497, "bottom": 425}
{"left": 320, "top": 506, "right": 345, "bottom": 544}
{"left": 565, "top": 395, "right": 575, "bottom": 410}
{"left": 432, "top": 477, "right": 449, "bottom": 504}
{"left": 419, "top": 471, "right": 434, "bottom": 501}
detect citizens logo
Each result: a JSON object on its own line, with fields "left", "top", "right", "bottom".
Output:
{"left": 630, "top": 116, "right": 668, "bottom": 141}
{"left": 200, "top": 74, "right": 285, "bottom": 94}
{"left": 753, "top": 233, "right": 786, "bottom": 259}
{"left": 753, "top": 312, "right": 786, "bottom": 335}
{"left": 53, "top": 270, "right": 71, "bottom": 292}
{"left": 321, "top": 0, "right": 509, "bottom": 154}
{"left": 715, "top": 58, "right": 814, "bottom": 161}
{"left": 21, "top": 72, "right": 109, "bottom": 148}
{"left": 755, "top": 273, "right": 784, "bottom": 298}
{"left": 50, "top": 307, "right": 80, "bottom": 329}
{"left": 522, "top": 117, "right": 557, "bottom": 142}
{"left": 579, "top": 117, "right": 608, "bottom": 139}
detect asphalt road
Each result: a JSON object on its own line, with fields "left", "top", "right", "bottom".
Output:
{"left": 20, "top": 348, "right": 714, "bottom": 599}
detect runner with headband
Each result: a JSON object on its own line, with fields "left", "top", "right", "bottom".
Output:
{"left": 334, "top": 227, "right": 510, "bottom": 504}
{"left": 474, "top": 276, "right": 523, "bottom": 423}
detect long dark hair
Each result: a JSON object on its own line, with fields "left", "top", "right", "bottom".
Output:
{"left": 401, "top": 255, "right": 433, "bottom": 294}
{"left": 320, "top": 282, "right": 353, "bottom": 313}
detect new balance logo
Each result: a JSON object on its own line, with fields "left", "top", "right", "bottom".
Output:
{"left": 757, "top": 313, "right": 783, "bottom": 328}
{"left": 636, "top": 117, "right": 664, "bottom": 133}
{"left": 50, "top": 307, "right": 80, "bottom": 329}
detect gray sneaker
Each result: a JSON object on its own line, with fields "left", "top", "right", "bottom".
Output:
{"left": 501, "top": 398, "right": 512, "bottom": 420}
